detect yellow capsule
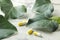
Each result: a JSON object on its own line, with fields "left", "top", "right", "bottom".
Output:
{"left": 33, "top": 31, "right": 40, "bottom": 36}
{"left": 18, "top": 19, "right": 28, "bottom": 26}
{"left": 18, "top": 22, "right": 25, "bottom": 26}
{"left": 27, "top": 29, "right": 33, "bottom": 35}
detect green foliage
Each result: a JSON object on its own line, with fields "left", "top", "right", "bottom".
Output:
{"left": 9, "top": 5, "right": 27, "bottom": 19}
{"left": 27, "top": 20, "right": 58, "bottom": 32}
{"left": 50, "top": 16, "right": 60, "bottom": 24}
{"left": 30, "top": 0, "right": 54, "bottom": 21}
{"left": 0, "top": 0, "right": 13, "bottom": 19}
{"left": 0, "top": 15, "right": 17, "bottom": 39}
{"left": 0, "top": 0, "right": 27, "bottom": 19}
{"left": 0, "top": 0, "right": 59, "bottom": 39}
{"left": 0, "top": 0, "right": 27, "bottom": 39}
{"left": 27, "top": 0, "right": 58, "bottom": 32}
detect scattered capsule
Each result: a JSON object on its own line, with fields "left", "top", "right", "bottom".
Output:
{"left": 18, "top": 22, "right": 24, "bottom": 26}
{"left": 33, "top": 31, "right": 41, "bottom": 36}
{"left": 18, "top": 19, "right": 28, "bottom": 26}
{"left": 27, "top": 29, "right": 33, "bottom": 35}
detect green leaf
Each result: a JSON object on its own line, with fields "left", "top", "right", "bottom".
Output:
{"left": 0, "top": 15, "right": 17, "bottom": 39}
{"left": 0, "top": 0, "right": 13, "bottom": 19}
{"left": 10, "top": 5, "right": 27, "bottom": 19}
{"left": 27, "top": 20, "right": 58, "bottom": 32}
{"left": 0, "top": 0, "right": 27, "bottom": 19}
{"left": 27, "top": 0, "right": 58, "bottom": 32}
{"left": 50, "top": 16, "right": 60, "bottom": 24}
{"left": 30, "top": 0, "right": 54, "bottom": 21}
{"left": 33, "top": 0, "right": 53, "bottom": 13}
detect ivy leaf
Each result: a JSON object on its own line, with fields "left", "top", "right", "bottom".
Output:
{"left": 0, "top": 0, "right": 27, "bottom": 19}
{"left": 50, "top": 16, "right": 60, "bottom": 24}
{"left": 10, "top": 5, "right": 27, "bottom": 19}
{"left": 27, "top": 0, "right": 58, "bottom": 32}
{"left": 27, "top": 20, "right": 58, "bottom": 32}
{"left": 0, "top": 0, "right": 13, "bottom": 19}
{"left": 0, "top": 15, "right": 17, "bottom": 39}
{"left": 29, "top": 0, "right": 54, "bottom": 21}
